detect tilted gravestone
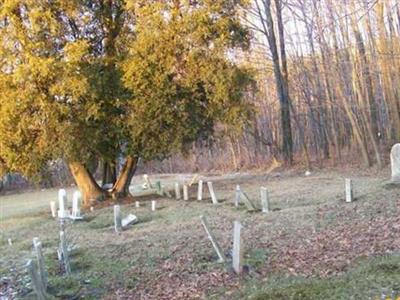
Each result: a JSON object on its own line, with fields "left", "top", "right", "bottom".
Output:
{"left": 207, "top": 182, "right": 219, "bottom": 205}
{"left": 200, "top": 215, "right": 226, "bottom": 263}
{"left": 391, "top": 144, "right": 400, "bottom": 183}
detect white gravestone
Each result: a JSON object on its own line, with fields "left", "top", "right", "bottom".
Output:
{"left": 121, "top": 214, "right": 138, "bottom": 228}
{"left": 71, "top": 191, "right": 83, "bottom": 220}
{"left": 50, "top": 201, "right": 57, "bottom": 218}
{"left": 197, "top": 180, "right": 203, "bottom": 201}
{"left": 345, "top": 178, "right": 353, "bottom": 203}
{"left": 57, "top": 189, "right": 69, "bottom": 218}
{"left": 391, "top": 144, "right": 400, "bottom": 183}
{"left": 135, "top": 201, "right": 140, "bottom": 208}
{"left": 151, "top": 200, "right": 156, "bottom": 211}
{"left": 260, "top": 187, "right": 270, "bottom": 213}
{"left": 183, "top": 185, "right": 189, "bottom": 201}
{"left": 207, "top": 182, "right": 218, "bottom": 205}
{"left": 232, "top": 221, "right": 243, "bottom": 274}
{"left": 235, "top": 185, "right": 241, "bottom": 207}
{"left": 114, "top": 205, "right": 122, "bottom": 233}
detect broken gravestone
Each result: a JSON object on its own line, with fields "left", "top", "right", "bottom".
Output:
{"left": 121, "top": 214, "right": 138, "bottom": 228}
{"left": 391, "top": 144, "right": 400, "bottom": 183}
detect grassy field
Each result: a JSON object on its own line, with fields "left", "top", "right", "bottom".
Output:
{"left": 1, "top": 169, "right": 399, "bottom": 299}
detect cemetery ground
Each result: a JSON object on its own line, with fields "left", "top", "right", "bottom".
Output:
{"left": 1, "top": 168, "right": 400, "bottom": 299}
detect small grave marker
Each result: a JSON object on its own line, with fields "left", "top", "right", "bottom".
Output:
{"left": 151, "top": 200, "right": 156, "bottom": 211}
{"left": 197, "top": 180, "right": 203, "bottom": 201}
{"left": 207, "top": 181, "right": 218, "bottom": 205}
{"left": 175, "top": 183, "right": 181, "bottom": 200}
{"left": 200, "top": 215, "right": 226, "bottom": 263}
{"left": 135, "top": 201, "right": 140, "bottom": 208}
{"left": 8, "top": 238, "right": 12, "bottom": 246}
{"left": 345, "top": 178, "right": 353, "bottom": 203}
{"left": 50, "top": 201, "right": 57, "bottom": 218}
{"left": 114, "top": 205, "right": 122, "bottom": 233}
{"left": 143, "top": 174, "right": 153, "bottom": 189}
{"left": 239, "top": 188, "right": 257, "bottom": 211}
{"left": 260, "top": 187, "right": 270, "bottom": 213}
{"left": 232, "top": 221, "right": 243, "bottom": 274}
{"left": 122, "top": 214, "right": 138, "bottom": 228}
{"left": 183, "top": 185, "right": 189, "bottom": 201}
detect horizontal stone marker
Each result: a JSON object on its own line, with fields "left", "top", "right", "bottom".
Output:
{"left": 207, "top": 182, "right": 218, "bottom": 205}
{"left": 260, "top": 187, "right": 269, "bottom": 213}
{"left": 122, "top": 214, "right": 138, "bottom": 228}
{"left": 200, "top": 215, "right": 226, "bottom": 263}
{"left": 345, "top": 178, "right": 353, "bottom": 203}
{"left": 27, "top": 259, "right": 47, "bottom": 300}
{"left": 183, "top": 185, "right": 189, "bottom": 201}
{"left": 114, "top": 205, "right": 122, "bottom": 233}
{"left": 391, "top": 144, "right": 400, "bottom": 183}
{"left": 50, "top": 201, "right": 57, "bottom": 218}
{"left": 151, "top": 200, "right": 156, "bottom": 211}
{"left": 232, "top": 220, "right": 243, "bottom": 274}
{"left": 197, "top": 180, "right": 203, "bottom": 201}
{"left": 175, "top": 183, "right": 181, "bottom": 200}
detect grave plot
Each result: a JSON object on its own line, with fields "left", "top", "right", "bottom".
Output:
{"left": 1, "top": 170, "right": 399, "bottom": 300}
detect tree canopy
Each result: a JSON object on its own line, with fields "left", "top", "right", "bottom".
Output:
{"left": 0, "top": 0, "right": 254, "bottom": 202}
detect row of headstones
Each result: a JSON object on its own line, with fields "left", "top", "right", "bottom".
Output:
{"left": 174, "top": 180, "right": 218, "bottom": 204}
{"left": 26, "top": 231, "right": 71, "bottom": 299}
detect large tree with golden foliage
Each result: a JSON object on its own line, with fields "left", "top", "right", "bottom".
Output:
{"left": 0, "top": 0, "right": 253, "bottom": 205}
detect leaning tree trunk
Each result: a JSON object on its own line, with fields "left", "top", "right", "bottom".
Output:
{"left": 69, "top": 162, "right": 105, "bottom": 207}
{"left": 111, "top": 156, "right": 138, "bottom": 199}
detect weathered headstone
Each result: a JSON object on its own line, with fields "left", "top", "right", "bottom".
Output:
{"left": 175, "top": 183, "right": 181, "bottom": 200}
{"left": 50, "top": 201, "right": 57, "bottom": 218}
{"left": 197, "top": 180, "right": 203, "bottom": 201}
{"left": 151, "top": 200, "right": 156, "bottom": 211}
{"left": 200, "top": 215, "right": 226, "bottom": 263}
{"left": 135, "top": 201, "right": 140, "bottom": 208}
{"left": 70, "top": 191, "right": 83, "bottom": 220}
{"left": 114, "top": 205, "right": 122, "bottom": 233}
{"left": 57, "top": 189, "right": 69, "bottom": 218}
{"left": 59, "top": 231, "right": 71, "bottom": 275}
{"left": 183, "top": 185, "right": 189, "bottom": 201}
{"left": 345, "top": 178, "right": 353, "bottom": 203}
{"left": 33, "top": 238, "right": 47, "bottom": 289}
{"left": 26, "top": 259, "right": 47, "bottom": 300}
{"left": 260, "top": 187, "right": 270, "bottom": 213}
{"left": 90, "top": 206, "right": 94, "bottom": 212}
{"left": 121, "top": 214, "right": 138, "bottom": 228}
{"left": 8, "top": 238, "right": 12, "bottom": 246}
{"left": 207, "top": 182, "right": 218, "bottom": 205}
{"left": 142, "top": 174, "right": 153, "bottom": 189}
{"left": 232, "top": 221, "right": 243, "bottom": 274}
{"left": 391, "top": 144, "right": 400, "bottom": 183}
{"left": 235, "top": 185, "right": 241, "bottom": 207}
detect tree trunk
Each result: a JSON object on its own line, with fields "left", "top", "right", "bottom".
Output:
{"left": 111, "top": 156, "right": 138, "bottom": 199}
{"left": 69, "top": 162, "right": 105, "bottom": 207}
